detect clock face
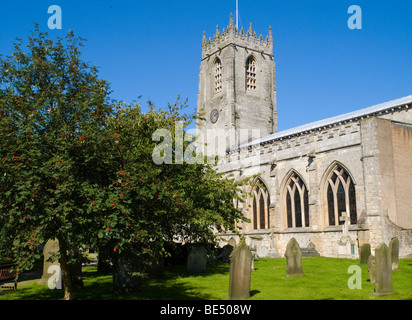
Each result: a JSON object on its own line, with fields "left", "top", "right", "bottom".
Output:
{"left": 210, "top": 109, "right": 219, "bottom": 124}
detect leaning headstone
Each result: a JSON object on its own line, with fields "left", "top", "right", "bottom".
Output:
{"left": 228, "top": 238, "right": 252, "bottom": 299}
{"left": 38, "top": 238, "right": 60, "bottom": 285}
{"left": 285, "top": 237, "right": 304, "bottom": 277}
{"left": 187, "top": 246, "right": 207, "bottom": 273}
{"left": 221, "top": 244, "right": 234, "bottom": 263}
{"left": 360, "top": 243, "right": 371, "bottom": 265}
{"left": 367, "top": 255, "right": 376, "bottom": 283}
{"left": 374, "top": 243, "right": 393, "bottom": 295}
{"left": 389, "top": 237, "right": 399, "bottom": 270}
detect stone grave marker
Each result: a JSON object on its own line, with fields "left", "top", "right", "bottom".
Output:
{"left": 285, "top": 237, "right": 304, "bottom": 277}
{"left": 389, "top": 237, "right": 399, "bottom": 270}
{"left": 187, "top": 246, "right": 208, "bottom": 273}
{"left": 337, "top": 212, "right": 355, "bottom": 259}
{"left": 228, "top": 238, "right": 237, "bottom": 248}
{"left": 38, "top": 238, "right": 60, "bottom": 285}
{"left": 113, "top": 256, "right": 141, "bottom": 294}
{"left": 360, "top": 243, "right": 371, "bottom": 265}
{"left": 228, "top": 238, "right": 252, "bottom": 299}
{"left": 374, "top": 243, "right": 393, "bottom": 295}
{"left": 142, "top": 250, "right": 165, "bottom": 278}
{"left": 367, "top": 255, "right": 376, "bottom": 283}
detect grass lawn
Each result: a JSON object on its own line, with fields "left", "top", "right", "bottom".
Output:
{"left": 1, "top": 257, "right": 411, "bottom": 300}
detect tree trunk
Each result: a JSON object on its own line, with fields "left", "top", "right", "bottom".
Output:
{"left": 97, "top": 245, "right": 114, "bottom": 273}
{"left": 69, "top": 261, "right": 84, "bottom": 289}
{"left": 57, "top": 236, "right": 74, "bottom": 300}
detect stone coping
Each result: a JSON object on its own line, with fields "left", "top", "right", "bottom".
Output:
{"left": 217, "top": 225, "right": 368, "bottom": 236}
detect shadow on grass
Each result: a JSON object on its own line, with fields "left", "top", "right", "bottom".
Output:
{"left": 75, "top": 262, "right": 231, "bottom": 300}
{"left": 250, "top": 290, "right": 260, "bottom": 297}
{"left": 76, "top": 272, "right": 215, "bottom": 300}
{"left": 0, "top": 262, "right": 231, "bottom": 300}
{"left": 1, "top": 282, "right": 64, "bottom": 300}
{"left": 166, "top": 262, "right": 230, "bottom": 277}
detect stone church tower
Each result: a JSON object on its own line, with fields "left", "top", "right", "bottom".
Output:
{"left": 197, "top": 14, "right": 277, "bottom": 151}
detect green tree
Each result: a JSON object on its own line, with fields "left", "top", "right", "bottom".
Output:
{"left": 100, "top": 98, "right": 250, "bottom": 293}
{"left": 0, "top": 26, "right": 115, "bottom": 300}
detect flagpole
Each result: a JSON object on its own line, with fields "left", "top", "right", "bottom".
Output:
{"left": 236, "top": 0, "right": 239, "bottom": 30}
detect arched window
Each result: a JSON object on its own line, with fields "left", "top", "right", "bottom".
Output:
{"left": 285, "top": 173, "right": 310, "bottom": 228}
{"left": 214, "top": 58, "right": 222, "bottom": 94}
{"left": 251, "top": 178, "right": 270, "bottom": 230}
{"left": 246, "top": 56, "right": 257, "bottom": 91}
{"left": 325, "top": 164, "right": 357, "bottom": 226}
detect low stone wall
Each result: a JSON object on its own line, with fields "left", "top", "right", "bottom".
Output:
{"left": 218, "top": 222, "right": 412, "bottom": 259}
{"left": 218, "top": 228, "right": 361, "bottom": 259}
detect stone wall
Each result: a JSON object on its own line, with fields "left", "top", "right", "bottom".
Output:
{"left": 215, "top": 107, "right": 412, "bottom": 258}
{"left": 391, "top": 122, "right": 412, "bottom": 229}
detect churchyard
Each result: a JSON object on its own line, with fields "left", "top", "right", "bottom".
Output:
{"left": 1, "top": 239, "right": 411, "bottom": 300}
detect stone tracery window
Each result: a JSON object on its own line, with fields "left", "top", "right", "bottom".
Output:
{"left": 285, "top": 173, "right": 310, "bottom": 228}
{"left": 214, "top": 58, "right": 222, "bottom": 94}
{"left": 326, "top": 164, "right": 357, "bottom": 226}
{"left": 246, "top": 56, "right": 257, "bottom": 91}
{"left": 251, "top": 178, "right": 270, "bottom": 230}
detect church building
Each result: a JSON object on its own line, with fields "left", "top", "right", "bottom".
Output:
{"left": 196, "top": 14, "right": 412, "bottom": 258}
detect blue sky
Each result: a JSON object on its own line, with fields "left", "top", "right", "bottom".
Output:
{"left": 0, "top": 0, "right": 411, "bottom": 132}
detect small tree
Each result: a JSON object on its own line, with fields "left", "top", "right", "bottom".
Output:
{"left": 99, "top": 98, "right": 249, "bottom": 293}
{"left": 0, "top": 26, "right": 115, "bottom": 300}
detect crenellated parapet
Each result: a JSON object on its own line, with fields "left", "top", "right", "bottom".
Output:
{"left": 202, "top": 13, "right": 273, "bottom": 59}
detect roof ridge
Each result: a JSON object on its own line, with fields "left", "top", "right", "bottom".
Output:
{"left": 236, "top": 94, "right": 412, "bottom": 150}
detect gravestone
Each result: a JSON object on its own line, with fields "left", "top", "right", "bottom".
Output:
{"left": 360, "top": 243, "right": 371, "bottom": 265}
{"left": 69, "top": 261, "right": 84, "bottom": 288}
{"left": 142, "top": 250, "right": 165, "bottom": 278}
{"left": 285, "top": 237, "right": 304, "bottom": 277}
{"left": 221, "top": 244, "right": 234, "bottom": 263}
{"left": 228, "top": 238, "right": 252, "bottom": 299}
{"left": 301, "top": 242, "right": 320, "bottom": 257}
{"left": 367, "top": 255, "right": 376, "bottom": 283}
{"left": 228, "top": 238, "right": 237, "bottom": 248}
{"left": 38, "top": 238, "right": 60, "bottom": 285}
{"left": 113, "top": 255, "right": 141, "bottom": 294}
{"left": 389, "top": 237, "right": 399, "bottom": 270}
{"left": 266, "top": 232, "right": 281, "bottom": 258}
{"left": 250, "top": 246, "right": 257, "bottom": 271}
{"left": 374, "top": 243, "right": 393, "bottom": 295}
{"left": 187, "top": 246, "right": 207, "bottom": 273}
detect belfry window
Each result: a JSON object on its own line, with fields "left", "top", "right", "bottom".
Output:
{"left": 214, "top": 58, "right": 222, "bottom": 94}
{"left": 285, "top": 173, "right": 310, "bottom": 228}
{"left": 246, "top": 56, "right": 257, "bottom": 91}
{"left": 326, "top": 165, "right": 357, "bottom": 226}
{"left": 252, "top": 179, "right": 270, "bottom": 230}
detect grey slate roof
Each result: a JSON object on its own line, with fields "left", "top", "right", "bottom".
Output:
{"left": 238, "top": 95, "right": 412, "bottom": 150}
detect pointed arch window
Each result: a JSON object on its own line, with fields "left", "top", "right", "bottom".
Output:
{"left": 285, "top": 173, "right": 310, "bottom": 228}
{"left": 326, "top": 165, "right": 357, "bottom": 226}
{"left": 214, "top": 58, "right": 222, "bottom": 94}
{"left": 246, "top": 56, "right": 257, "bottom": 91}
{"left": 252, "top": 179, "right": 270, "bottom": 230}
